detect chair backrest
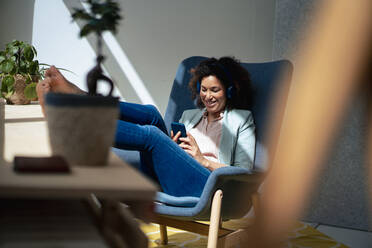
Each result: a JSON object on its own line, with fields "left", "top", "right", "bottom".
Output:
{"left": 164, "top": 56, "right": 293, "bottom": 167}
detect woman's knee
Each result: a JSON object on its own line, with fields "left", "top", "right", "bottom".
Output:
{"left": 144, "top": 105, "right": 167, "bottom": 133}
{"left": 145, "top": 125, "right": 164, "bottom": 136}
{"left": 141, "top": 125, "right": 169, "bottom": 149}
{"left": 144, "top": 104, "right": 161, "bottom": 118}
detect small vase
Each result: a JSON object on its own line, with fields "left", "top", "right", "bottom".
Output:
{"left": 6, "top": 74, "right": 39, "bottom": 105}
{"left": 9, "top": 75, "right": 31, "bottom": 105}
{"left": 45, "top": 93, "right": 119, "bottom": 166}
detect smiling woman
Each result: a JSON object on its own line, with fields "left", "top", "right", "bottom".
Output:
{"left": 181, "top": 56, "right": 255, "bottom": 171}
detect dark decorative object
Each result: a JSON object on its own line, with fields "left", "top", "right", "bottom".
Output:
{"left": 86, "top": 55, "right": 113, "bottom": 96}
{"left": 72, "top": 0, "right": 122, "bottom": 96}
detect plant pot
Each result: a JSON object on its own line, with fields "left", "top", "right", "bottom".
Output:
{"left": 8, "top": 75, "right": 31, "bottom": 105}
{"left": 44, "top": 93, "right": 119, "bottom": 166}
{"left": 7, "top": 74, "right": 39, "bottom": 105}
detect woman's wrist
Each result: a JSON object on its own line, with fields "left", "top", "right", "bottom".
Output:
{"left": 198, "top": 156, "right": 209, "bottom": 169}
{"left": 200, "top": 157, "right": 228, "bottom": 171}
{"left": 202, "top": 158, "right": 210, "bottom": 169}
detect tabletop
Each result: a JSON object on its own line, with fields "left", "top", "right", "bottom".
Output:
{"left": 0, "top": 103, "right": 158, "bottom": 200}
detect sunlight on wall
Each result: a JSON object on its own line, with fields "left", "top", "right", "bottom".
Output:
{"left": 81, "top": 1, "right": 157, "bottom": 107}
{"left": 101, "top": 33, "right": 157, "bottom": 106}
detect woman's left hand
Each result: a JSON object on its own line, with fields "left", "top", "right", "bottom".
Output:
{"left": 179, "top": 132, "right": 205, "bottom": 163}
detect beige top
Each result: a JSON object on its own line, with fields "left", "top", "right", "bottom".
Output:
{"left": 189, "top": 111, "right": 224, "bottom": 163}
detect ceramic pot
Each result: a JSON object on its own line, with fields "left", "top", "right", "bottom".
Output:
{"left": 5, "top": 75, "right": 39, "bottom": 105}
{"left": 9, "top": 75, "right": 31, "bottom": 105}
{"left": 45, "top": 93, "right": 119, "bottom": 166}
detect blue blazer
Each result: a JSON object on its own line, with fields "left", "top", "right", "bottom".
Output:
{"left": 179, "top": 108, "right": 256, "bottom": 170}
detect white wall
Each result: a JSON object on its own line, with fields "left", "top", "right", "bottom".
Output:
{"left": 0, "top": 0, "right": 35, "bottom": 49}
{"left": 5, "top": 0, "right": 276, "bottom": 114}
{"left": 113, "top": 0, "right": 277, "bottom": 113}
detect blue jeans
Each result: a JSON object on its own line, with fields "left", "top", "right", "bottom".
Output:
{"left": 114, "top": 102, "right": 211, "bottom": 197}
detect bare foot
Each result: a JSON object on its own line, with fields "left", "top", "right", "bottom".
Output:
{"left": 45, "top": 66, "right": 85, "bottom": 94}
{"left": 36, "top": 77, "right": 51, "bottom": 116}
{"left": 37, "top": 66, "right": 86, "bottom": 116}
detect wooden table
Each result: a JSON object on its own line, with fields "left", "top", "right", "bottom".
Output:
{"left": 0, "top": 104, "right": 158, "bottom": 248}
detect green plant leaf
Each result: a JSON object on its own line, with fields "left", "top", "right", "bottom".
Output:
{"left": 5, "top": 43, "right": 12, "bottom": 52}
{"left": 24, "top": 74, "right": 31, "bottom": 83}
{"left": 57, "top": 67, "right": 76, "bottom": 75}
{"left": 20, "top": 42, "right": 27, "bottom": 50}
{"left": 10, "top": 46, "right": 19, "bottom": 55}
{"left": 72, "top": 0, "right": 122, "bottom": 37}
{"left": 1, "top": 60, "right": 15, "bottom": 73}
{"left": 80, "top": 24, "right": 95, "bottom": 37}
{"left": 29, "top": 60, "right": 39, "bottom": 74}
{"left": 2, "top": 75, "right": 15, "bottom": 94}
{"left": 24, "top": 45, "right": 34, "bottom": 61}
{"left": 5, "top": 90, "right": 14, "bottom": 99}
{"left": 19, "top": 61, "right": 27, "bottom": 74}
{"left": 30, "top": 46, "right": 37, "bottom": 57}
{"left": 0, "top": 56, "right": 5, "bottom": 64}
{"left": 24, "top": 82, "right": 37, "bottom": 100}
{"left": 72, "top": 9, "right": 92, "bottom": 20}
{"left": 1, "top": 81, "right": 7, "bottom": 93}
{"left": 3, "top": 75, "right": 14, "bottom": 84}
{"left": 39, "top": 63, "right": 50, "bottom": 66}
{"left": 11, "top": 40, "right": 21, "bottom": 46}
{"left": 7, "top": 83, "right": 14, "bottom": 93}
{"left": 38, "top": 67, "right": 47, "bottom": 78}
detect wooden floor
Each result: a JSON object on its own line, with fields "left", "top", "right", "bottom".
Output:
{"left": 1, "top": 199, "right": 371, "bottom": 248}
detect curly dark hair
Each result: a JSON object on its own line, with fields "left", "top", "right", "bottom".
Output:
{"left": 189, "top": 56, "right": 254, "bottom": 110}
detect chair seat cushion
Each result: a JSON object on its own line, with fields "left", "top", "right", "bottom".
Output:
{"left": 155, "top": 192, "right": 200, "bottom": 207}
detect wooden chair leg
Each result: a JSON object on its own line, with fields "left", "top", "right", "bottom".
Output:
{"left": 159, "top": 224, "right": 168, "bottom": 245}
{"left": 208, "top": 189, "right": 223, "bottom": 248}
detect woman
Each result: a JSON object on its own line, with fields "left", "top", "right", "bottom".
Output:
{"left": 37, "top": 56, "right": 255, "bottom": 198}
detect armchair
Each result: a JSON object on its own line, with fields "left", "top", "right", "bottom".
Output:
{"left": 113, "top": 56, "right": 293, "bottom": 247}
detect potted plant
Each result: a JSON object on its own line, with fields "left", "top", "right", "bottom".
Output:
{"left": 0, "top": 40, "right": 44, "bottom": 104}
{"left": 71, "top": 0, "right": 121, "bottom": 96}
{"left": 44, "top": 0, "right": 122, "bottom": 166}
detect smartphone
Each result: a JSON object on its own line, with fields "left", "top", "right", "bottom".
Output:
{"left": 171, "top": 122, "right": 186, "bottom": 143}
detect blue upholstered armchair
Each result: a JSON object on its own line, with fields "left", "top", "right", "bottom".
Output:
{"left": 113, "top": 56, "right": 293, "bottom": 247}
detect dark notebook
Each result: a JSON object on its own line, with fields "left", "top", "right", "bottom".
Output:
{"left": 13, "top": 156, "right": 71, "bottom": 173}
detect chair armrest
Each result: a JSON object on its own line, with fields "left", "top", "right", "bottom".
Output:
{"left": 210, "top": 166, "right": 265, "bottom": 183}
{"left": 154, "top": 166, "right": 264, "bottom": 220}
{"left": 155, "top": 192, "right": 200, "bottom": 207}
{"left": 199, "top": 166, "right": 262, "bottom": 201}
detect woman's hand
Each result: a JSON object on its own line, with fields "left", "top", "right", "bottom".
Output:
{"left": 178, "top": 132, "right": 227, "bottom": 171}
{"left": 170, "top": 130, "right": 182, "bottom": 143}
{"left": 179, "top": 132, "right": 205, "bottom": 164}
